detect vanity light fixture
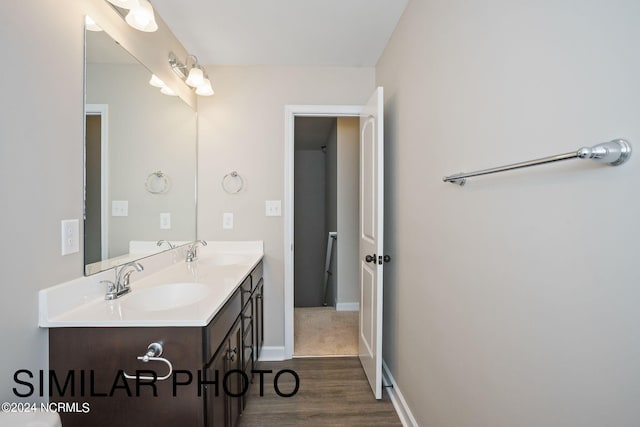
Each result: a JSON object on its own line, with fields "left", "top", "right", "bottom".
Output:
{"left": 168, "top": 53, "right": 215, "bottom": 96}
{"left": 105, "top": 0, "right": 158, "bottom": 33}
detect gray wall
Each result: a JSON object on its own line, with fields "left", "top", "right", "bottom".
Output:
{"left": 294, "top": 149, "right": 326, "bottom": 307}
{"left": 0, "top": 1, "right": 84, "bottom": 403}
{"left": 377, "top": 0, "right": 640, "bottom": 425}
{"left": 325, "top": 123, "right": 338, "bottom": 305}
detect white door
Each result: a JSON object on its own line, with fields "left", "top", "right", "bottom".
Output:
{"left": 359, "top": 87, "right": 384, "bottom": 399}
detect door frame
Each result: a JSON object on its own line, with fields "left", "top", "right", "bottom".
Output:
{"left": 85, "top": 103, "right": 109, "bottom": 260}
{"left": 284, "top": 104, "right": 363, "bottom": 359}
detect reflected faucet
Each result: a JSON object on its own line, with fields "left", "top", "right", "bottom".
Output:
{"left": 103, "top": 261, "right": 144, "bottom": 300}
{"left": 157, "top": 240, "right": 175, "bottom": 250}
{"left": 185, "top": 240, "right": 207, "bottom": 262}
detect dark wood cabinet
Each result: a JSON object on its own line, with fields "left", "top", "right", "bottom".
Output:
{"left": 49, "top": 260, "right": 264, "bottom": 427}
{"left": 205, "top": 318, "right": 242, "bottom": 427}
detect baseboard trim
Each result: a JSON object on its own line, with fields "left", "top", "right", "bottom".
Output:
{"left": 382, "top": 359, "right": 419, "bottom": 427}
{"left": 336, "top": 302, "right": 359, "bottom": 311}
{"left": 258, "top": 346, "right": 287, "bottom": 361}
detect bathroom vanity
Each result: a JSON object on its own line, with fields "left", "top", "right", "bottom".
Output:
{"left": 40, "top": 243, "right": 264, "bottom": 427}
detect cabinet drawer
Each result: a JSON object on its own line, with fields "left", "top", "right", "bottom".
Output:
{"left": 250, "top": 261, "right": 263, "bottom": 289}
{"left": 203, "top": 289, "right": 241, "bottom": 362}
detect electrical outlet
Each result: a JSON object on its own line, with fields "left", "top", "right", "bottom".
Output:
{"left": 265, "top": 200, "right": 282, "bottom": 217}
{"left": 223, "top": 212, "right": 234, "bottom": 229}
{"left": 61, "top": 219, "right": 79, "bottom": 255}
{"left": 160, "top": 213, "right": 171, "bottom": 229}
{"left": 112, "top": 200, "right": 128, "bottom": 217}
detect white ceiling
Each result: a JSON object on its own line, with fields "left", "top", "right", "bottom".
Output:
{"left": 151, "top": 0, "right": 409, "bottom": 66}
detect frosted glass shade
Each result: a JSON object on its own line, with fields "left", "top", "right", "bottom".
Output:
{"left": 196, "top": 78, "right": 215, "bottom": 96}
{"left": 149, "top": 74, "right": 165, "bottom": 88}
{"left": 85, "top": 16, "right": 102, "bottom": 32}
{"left": 160, "top": 86, "right": 177, "bottom": 96}
{"left": 125, "top": 0, "right": 158, "bottom": 32}
{"left": 185, "top": 67, "right": 204, "bottom": 88}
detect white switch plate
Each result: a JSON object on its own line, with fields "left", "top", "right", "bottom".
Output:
{"left": 265, "top": 200, "right": 282, "bottom": 217}
{"left": 223, "top": 212, "right": 234, "bottom": 229}
{"left": 61, "top": 219, "right": 79, "bottom": 256}
{"left": 160, "top": 213, "right": 171, "bottom": 229}
{"left": 112, "top": 200, "right": 128, "bottom": 217}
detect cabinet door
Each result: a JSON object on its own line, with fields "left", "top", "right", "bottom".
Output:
{"left": 227, "top": 320, "right": 243, "bottom": 427}
{"left": 205, "top": 348, "right": 227, "bottom": 427}
{"left": 254, "top": 279, "right": 264, "bottom": 362}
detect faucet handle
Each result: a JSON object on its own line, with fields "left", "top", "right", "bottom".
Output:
{"left": 102, "top": 280, "right": 116, "bottom": 300}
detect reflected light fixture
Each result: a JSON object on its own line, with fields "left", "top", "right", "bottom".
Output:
{"left": 85, "top": 16, "right": 103, "bottom": 32}
{"left": 149, "top": 74, "right": 165, "bottom": 88}
{"left": 106, "top": 0, "right": 158, "bottom": 33}
{"left": 168, "top": 53, "right": 215, "bottom": 96}
{"left": 160, "top": 86, "right": 178, "bottom": 96}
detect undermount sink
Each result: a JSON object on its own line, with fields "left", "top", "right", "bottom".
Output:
{"left": 199, "top": 254, "right": 255, "bottom": 266}
{"left": 121, "top": 282, "right": 210, "bottom": 311}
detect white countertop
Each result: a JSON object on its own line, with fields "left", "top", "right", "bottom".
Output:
{"left": 39, "top": 241, "right": 263, "bottom": 328}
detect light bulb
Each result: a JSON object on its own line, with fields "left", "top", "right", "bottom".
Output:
{"left": 125, "top": 0, "right": 158, "bottom": 32}
{"left": 149, "top": 74, "right": 165, "bottom": 88}
{"left": 196, "top": 78, "right": 215, "bottom": 96}
{"left": 185, "top": 67, "right": 204, "bottom": 88}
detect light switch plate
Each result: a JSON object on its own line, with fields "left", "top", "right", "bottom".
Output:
{"left": 265, "top": 200, "right": 282, "bottom": 217}
{"left": 160, "top": 213, "right": 171, "bottom": 229}
{"left": 223, "top": 212, "right": 234, "bottom": 229}
{"left": 61, "top": 219, "right": 79, "bottom": 256}
{"left": 112, "top": 200, "right": 128, "bottom": 217}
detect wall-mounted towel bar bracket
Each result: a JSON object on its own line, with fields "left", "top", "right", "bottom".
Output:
{"left": 443, "top": 139, "right": 631, "bottom": 186}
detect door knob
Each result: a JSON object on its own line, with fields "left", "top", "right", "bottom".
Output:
{"left": 365, "top": 254, "right": 376, "bottom": 263}
{"left": 383, "top": 255, "right": 391, "bottom": 263}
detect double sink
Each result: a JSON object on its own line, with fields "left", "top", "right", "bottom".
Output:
{"left": 39, "top": 243, "right": 263, "bottom": 328}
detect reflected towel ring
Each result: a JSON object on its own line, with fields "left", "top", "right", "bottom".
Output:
{"left": 222, "top": 171, "right": 244, "bottom": 194}
{"left": 145, "top": 171, "right": 170, "bottom": 194}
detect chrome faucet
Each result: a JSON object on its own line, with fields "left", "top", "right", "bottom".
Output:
{"left": 157, "top": 240, "right": 175, "bottom": 250}
{"left": 103, "top": 261, "right": 144, "bottom": 300}
{"left": 185, "top": 240, "right": 207, "bottom": 262}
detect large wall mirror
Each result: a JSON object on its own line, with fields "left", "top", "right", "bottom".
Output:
{"left": 84, "top": 26, "right": 197, "bottom": 275}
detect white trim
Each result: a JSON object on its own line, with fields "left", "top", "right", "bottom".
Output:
{"left": 382, "top": 359, "right": 419, "bottom": 427}
{"left": 257, "top": 346, "right": 286, "bottom": 361}
{"left": 284, "top": 105, "right": 364, "bottom": 360}
{"left": 336, "top": 302, "right": 360, "bottom": 311}
{"left": 85, "top": 104, "right": 109, "bottom": 260}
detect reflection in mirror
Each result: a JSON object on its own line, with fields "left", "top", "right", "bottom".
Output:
{"left": 84, "top": 28, "right": 197, "bottom": 275}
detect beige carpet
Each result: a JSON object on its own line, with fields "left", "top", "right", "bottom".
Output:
{"left": 294, "top": 307, "right": 358, "bottom": 357}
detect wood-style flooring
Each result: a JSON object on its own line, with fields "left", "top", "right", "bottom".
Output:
{"left": 238, "top": 357, "right": 402, "bottom": 427}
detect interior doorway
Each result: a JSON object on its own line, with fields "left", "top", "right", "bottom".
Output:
{"left": 293, "top": 116, "right": 360, "bottom": 357}
{"left": 84, "top": 104, "right": 109, "bottom": 264}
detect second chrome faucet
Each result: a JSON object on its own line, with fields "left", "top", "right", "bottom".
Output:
{"left": 186, "top": 240, "right": 207, "bottom": 262}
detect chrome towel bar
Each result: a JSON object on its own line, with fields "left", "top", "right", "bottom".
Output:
{"left": 443, "top": 139, "right": 631, "bottom": 186}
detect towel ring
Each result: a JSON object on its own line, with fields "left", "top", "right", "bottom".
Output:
{"left": 222, "top": 171, "right": 244, "bottom": 194}
{"left": 145, "top": 171, "right": 170, "bottom": 194}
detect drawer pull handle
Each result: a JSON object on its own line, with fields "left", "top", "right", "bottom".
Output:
{"left": 227, "top": 347, "right": 237, "bottom": 362}
{"left": 123, "top": 342, "right": 173, "bottom": 381}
